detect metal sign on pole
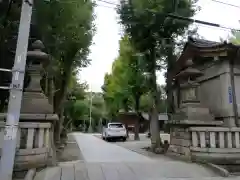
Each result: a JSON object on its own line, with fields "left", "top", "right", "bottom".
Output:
{"left": 0, "top": 0, "right": 33, "bottom": 179}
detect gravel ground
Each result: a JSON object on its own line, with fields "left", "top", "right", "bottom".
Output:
{"left": 115, "top": 137, "right": 172, "bottom": 160}
{"left": 57, "top": 134, "right": 84, "bottom": 162}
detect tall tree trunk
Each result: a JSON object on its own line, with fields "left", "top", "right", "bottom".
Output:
{"left": 134, "top": 95, "right": 140, "bottom": 140}
{"left": 166, "top": 71, "right": 173, "bottom": 113}
{"left": 123, "top": 98, "right": 129, "bottom": 112}
{"left": 45, "top": 73, "right": 48, "bottom": 95}
{"left": 126, "top": 124, "right": 129, "bottom": 138}
{"left": 49, "top": 125, "right": 57, "bottom": 166}
{"left": 148, "top": 110, "right": 152, "bottom": 135}
{"left": 166, "top": 43, "right": 175, "bottom": 114}
{"left": 45, "top": 75, "right": 58, "bottom": 164}
{"left": 54, "top": 66, "right": 72, "bottom": 147}
{"left": 48, "top": 76, "right": 54, "bottom": 105}
{"left": 54, "top": 106, "right": 64, "bottom": 147}
{"left": 149, "top": 47, "right": 161, "bottom": 152}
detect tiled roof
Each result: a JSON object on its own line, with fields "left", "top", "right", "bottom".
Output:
{"left": 187, "top": 37, "right": 226, "bottom": 48}
{"left": 172, "top": 36, "right": 240, "bottom": 76}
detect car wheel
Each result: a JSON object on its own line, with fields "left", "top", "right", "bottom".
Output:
{"left": 122, "top": 137, "right": 127, "bottom": 142}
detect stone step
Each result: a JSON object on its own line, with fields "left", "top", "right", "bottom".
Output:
{"left": 34, "top": 167, "right": 61, "bottom": 180}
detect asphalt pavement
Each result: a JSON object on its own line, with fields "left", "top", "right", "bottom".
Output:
{"left": 70, "top": 133, "right": 221, "bottom": 180}
{"left": 34, "top": 133, "right": 239, "bottom": 180}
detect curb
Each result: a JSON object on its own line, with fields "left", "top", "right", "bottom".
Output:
{"left": 164, "top": 152, "right": 230, "bottom": 177}
{"left": 194, "top": 160, "right": 229, "bottom": 177}
{"left": 164, "top": 151, "right": 192, "bottom": 163}
{"left": 58, "top": 160, "right": 85, "bottom": 165}
{"left": 24, "top": 168, "right": 36, "bottom": 180}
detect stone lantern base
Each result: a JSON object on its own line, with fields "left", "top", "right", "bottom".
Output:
{"left": 166, "top": 119, "right": 223, "bottom": 161}
{"left": 166, "top": 80, "right": 223, "bottom": 161}
{"left": 0, "top": 113, "right": 57, "bottom": 178}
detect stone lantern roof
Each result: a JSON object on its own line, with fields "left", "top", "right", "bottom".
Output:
{"left": 175, "top": 67, "right": 203, "bottom": 80}
{"left": 172, "top": 37, "right": 240, "bottom": 78}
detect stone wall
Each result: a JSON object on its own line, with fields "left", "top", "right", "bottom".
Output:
{"left": 174, "top": 59, "right": 240, "bottom": 127}
{"left": 173, "top": 60, "right": 236, "bottom": 126}
{"left": 168, "top": 127, "right": 191, "bottom": 161}
{"left": 196, "top": 60, "right": 234, "bottom": 126}
{"left": 233, "top": 64, "right": 240, "bottom": 124}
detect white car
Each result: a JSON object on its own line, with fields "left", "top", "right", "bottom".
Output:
{"left": 102, "top": 122, "right": 127, "bottom": 141}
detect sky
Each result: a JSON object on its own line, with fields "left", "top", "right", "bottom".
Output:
{"left": 79, "top": 0, "right": 240, "bottom": 92}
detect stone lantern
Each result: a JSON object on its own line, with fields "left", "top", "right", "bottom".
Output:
{"left": 167, "top": 59, "right": 222, "bottom": 160}
{"left": 175, "top": 65, "right": 203, "bottom": 107}
{"left": 21, "top": 40, "right": 53, "bottom": 114}
{"left": 0, "top": 40, "right": 58, "bottom": 178}
{"left": 172, "top": 59, "right": 215, "bottom": 124}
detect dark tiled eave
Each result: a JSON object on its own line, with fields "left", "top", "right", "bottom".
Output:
{"left": 172, "top": 37, "right": 240, "bottom": 78}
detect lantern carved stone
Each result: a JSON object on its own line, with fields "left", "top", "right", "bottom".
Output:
{"left": 171, "top": 60, "right": 215, "bottom": 124}
{"left": 21, "top": 40, "right": 53, "bottom": 114}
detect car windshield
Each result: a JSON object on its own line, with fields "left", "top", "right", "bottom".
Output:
{"left": 109, "top": 123, "right": 123, "bottom": 128}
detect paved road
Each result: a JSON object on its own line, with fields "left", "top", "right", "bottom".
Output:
{"left": 35, "top": 133, "right": 234, "bottom": 180}
{"left": 72, "top": 133, "right": 220, "bottom": 179}
{"left": 92, "top": 133, "right": 170, "bottom": 142}
{"left": 73, "top": 133, "right": 152, "bottom": 162}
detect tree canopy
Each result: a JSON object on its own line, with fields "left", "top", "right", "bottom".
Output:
{"left": 102, "top": 35, "right": 148, "bottom": 118}
{"left": 118, "top": 0, "right": 197, "bottom": 150}
{"left": 0, "top": 0, "right": 96, "bottom": 147}
{"left": 34, "top": 0, "right": 95, "bottom": 108}
{"left": 229, "top": 31, "right": 240, "bottom": 45}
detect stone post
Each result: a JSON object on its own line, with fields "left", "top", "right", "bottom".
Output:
{"left": 166, "top": 59, "right": 221, "bottom": 160}
{"left": 20, "top": 39, "right": 58, "bottom": 167}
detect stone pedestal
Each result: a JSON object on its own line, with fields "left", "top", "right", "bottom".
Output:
{"left": 167, "top": 63, "right": 223, "bottom": 160}
{"left": 167, "top": 120, "right": 222, "bottom": 161}
{"left": 0, "top": 40, "right": 58, "bottom": 178}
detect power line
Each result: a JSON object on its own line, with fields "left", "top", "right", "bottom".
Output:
{"left": 58, "top": 0, "right": 240, "bottom": 9}
{"left": 39, "top": 0, "right": 240, "bottom": 33}
{"left": 167, "top": 13, "right": 240, "bottom": 32}
{"left": 96, "top": 0, "right": 240, "bottom": 10}
{"left": 211, "top": 0, "right": 240, "bottom": 9}
{"left": 44, "top": 0, "right": 118, "bottom": 7}
{"left": 97, "top": 0, "right": 118, "bottom": 6}
{"left": 194, "top": 23, "right": 231, "bottom": 32}
{"left": 192, "top": 22, "right": 234, "bottom": 37}
{"left": 97, "top": 3, "right": 116, "bottom": 9}
{"left": 39, "top": 0, "right": 117, "bottom": 9}
{"left": 96, "top": 0, "right": 240, "bottom": 32}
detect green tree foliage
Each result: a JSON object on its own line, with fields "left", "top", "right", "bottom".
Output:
{"left": 102, "top": 35, "right": 149, "bottom": 139}
{"left": 35, "top": 0, "right": 95, "bottom": 108}
{"left": 0, "top": 1, "right": 23, "bottom": 111}
{"left": 119, "top": 36, "right": 148, "bottom": 111}
{"left": 118, "top": 0, "right": 196, "bottom": 151}
{"left": 0, "top": 0, "right": 95, "bottom": 151}
{"left": 102, "top": 73, "right": 121, "bottom": 119}
{"left": 34, "top": 0, "right": 95, "bottom": 144}
{"left": 140, "top": 85, "right": 167, "bottom": 113}
{"left": 229, "top": 31, "right": 240, "bottom": 45}
{"left": 64, "top": 74, "right": 104, "bottom": 132}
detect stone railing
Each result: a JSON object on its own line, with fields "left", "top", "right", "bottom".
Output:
{"left": 0, "top": 121, "right": 51, "bottom": 170}
{"left": 189, "top": 127, "right": 240, "bottom": 163}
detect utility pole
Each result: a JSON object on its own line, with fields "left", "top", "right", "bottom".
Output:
{"left": 88, "top": 90, "right": 93, "bottom": 133}
{"left": 0, "top": 0, "right": 33, "bottom": 179}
